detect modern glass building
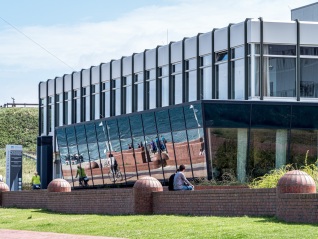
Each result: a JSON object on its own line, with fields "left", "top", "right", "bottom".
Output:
{"left": 39, "top": 18, "right": 318, "bottom": 188}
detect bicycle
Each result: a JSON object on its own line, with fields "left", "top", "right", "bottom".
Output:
{"left": 104, "top": 161, "right": 123, "bottom": 182}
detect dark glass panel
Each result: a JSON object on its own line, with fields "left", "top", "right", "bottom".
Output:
{"left": 130, "top": 115, "right": 143, "bottom": 137}
{"left": 187, "top": 128, "right": 207, "bottom": 178}
{"left": 184, "top": 104, "right": 203, "bottom": 129}
{"left": 300, "top": 46, "right": 318, "bottom": 56}
{"left": 290, "top": 129, "right": 318, "bottom": 166}
{"left": 56, "top": 128, "right": 67, "bottom": 147}
{"left": 300, "top": 59, "right": 318, "bottom": 98}
{"left": 207, "top": 128, "right": 237, "bottom": 181}
{"left": 118, "top": 117, "right": 131, "bottom": 139}
{"left": 85, "top": 123, "right": 97, "bottom": 143}
{"left": 66, "top": 126, "right": 76, "bottom": 145}
{"left": 59, "top": 147, "right": 68, "bottom": 164}
{"left": 75, "top": 125, "right": 87, "bottom": 145}
{"left": 267, "top": 45, "right": 296, "bottom": 55}
{"left": 156, "top": 110, "right": 171, "bottom": 133}
{"left": 170, "top": 107, "right": 185, "bottom": 131}
{"left": 204, "top": 103, "right": 250, "bottom": 128}
{"left": 96, "top": 121, "right": 108, "bottom": 141}
{"left": 251, "top": 104, "right": 291, "bottom": 128}
{"left": 142, "top": 112, "right": 157, "bottom": 135}
{"left": 292, "top": 105, "right": 318, "bottom": 129}
{"left": 248, "top": 129, "right": 276, "bottom": 179}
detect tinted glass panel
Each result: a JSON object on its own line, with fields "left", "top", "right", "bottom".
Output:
{"left": 56, "top": 128, "right": 67, "bottom": 147}
{"left": 267, "top": 45, "right": 296, "bottom": 55}
{"left": 291, "top": 105, "right": 318, "bottom": 129}
{"left": 107, "top": 120, "right": 119, "bottom": 140}
{"left": 75, "top": 125, "right": 86, "bottom": 144}
{"left": 300, "top": 47, "right": 318, "bottom": 56}
{"left": 118, "top": 117, "right": 131, "bottom": 139}
{"left": 142, "top": 112, "right": 157, "bottom": 135}
{"left": 130, "top": 115, "right": 143, "bottom": 137}
{"left": 66, "top": 126, "right": 76, "bottom": 145}
{"left": 204, "top": 103, "right": 250, "bottom": 128}
{"left": 170, "top": 107, "right": 185, "bottom": 131}
{"left": 184, "top": 104, "right": 203, "bottom": 129}
{"left": 85, "top": 123, "right": 97, "bottom": 143}
{"left": 251, "top": 104, "right": 291, "bottom": 128}
{"left": 156, "top": 110, "right": 171, "bottom": 133}
{"left": 300, "top": 59, "right": 318, "bottom": 98}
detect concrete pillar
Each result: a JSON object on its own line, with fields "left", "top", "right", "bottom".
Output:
{"left": 276, "top": 129, "right": 287, "bottom": 169}
{"left": 237, "top": 129, "right": 248, "bottom": 183}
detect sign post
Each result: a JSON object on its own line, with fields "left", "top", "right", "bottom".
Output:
{"left": 6, "top": 145, "right": 23, "bottom": 191}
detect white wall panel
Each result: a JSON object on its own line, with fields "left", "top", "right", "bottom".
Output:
{"left": 55, "top": 77, "right": 63, "bottom": 94}
{"left": 101, "top": 63, "right": 110, "bottom": 82}
{"left": 300, "top": 22, "right": 318, "bottom": 45}
{"left": 185, "top": 36, "right": 197, "bottom": 59}
{"left": 247, "top": 20, "right": 260, "bottom": 43}
{"left": 64, "top": 74, "right": 72, "bottom": 91}
{"left": 263, "top": 21, "right": 296, "bottom": 44}
{"left": 40, "top": 82, "right": 47, "bottom": 98}
{"left": 82, "top": 69, "right": 90, "bottom": 87}
{"left": 123, "top": 56, "right": 132, "bottom": 76}
{"left": 199, "top": 32, "right": 212, "bottom": 56}
{"left": 48, "top": 79, "right": 55, "bottom": 96}
{"left": 158, "top": 45, "right": 169, "bottom": 66}
{"left": 112, "top": 60, "right": 121, "bottom": 78}
{"left": 230, "top": 22, "right": 244, "bottom": 47}
{"left": 91, "top": 66, "right": 100, "bottom": 84}
{"left": 145, "top": 49, "right": 156, "bottom": 69}
{"left": 214, "top": 27, "right": 228, "bottom": 52}
{"left": 73, "top": 72, "right": 81, "bottom": 89}
{"left": 171, "top": 41, "right": 182, "bottom": 63}
{"left": 134, "top": 53, "right": 144, "bottom": 73}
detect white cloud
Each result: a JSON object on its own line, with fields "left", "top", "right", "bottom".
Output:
{"left": 0, "top": 0, "right": 315, "bottom": 104}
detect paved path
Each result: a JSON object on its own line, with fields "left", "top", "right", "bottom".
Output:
{"left": 0, "top": 229, "right": 127, "bottom": 239}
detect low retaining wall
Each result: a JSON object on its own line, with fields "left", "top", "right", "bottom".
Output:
{"left": 1, "top": 189, "right": 134, "bottom": 215}
{"left": 153, "top": 188, "right": 277, "bottom": 216}
{"left": 1, "top": 187, "right": 317, "bottom": 224}
{"left": 276, "top": 192, "right": 318, "bottom": 224}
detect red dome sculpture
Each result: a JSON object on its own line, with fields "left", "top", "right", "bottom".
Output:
{"left": 133, "top": 176, "right": 163, "bottom": 214}
{"left": 133, "top": 176, "right": 163, "bottom": 190}
{"left": 47, "top": 178, "right": 71, "bottom": 192}
{"left": 277, "top": 170, "right": 316, "bottom": 194}
{"left": 0, "top": 182, "right": 9, "bottom": 192}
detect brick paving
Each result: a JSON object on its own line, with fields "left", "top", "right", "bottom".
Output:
{"left": 0, "top": 229, "right": 127, "bottom": 239}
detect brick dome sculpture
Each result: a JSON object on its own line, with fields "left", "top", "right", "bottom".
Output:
{"left": 47, "top": 178, "right": 71, "bottom": 192}
{"left": 0, "top": 182, "right": 9, "bottom": 192}
{"left": 277, "top": 170, "right": 316, "bottom": 194}
{"left": 133, "top": 176, "right": 163, "bottom": 214}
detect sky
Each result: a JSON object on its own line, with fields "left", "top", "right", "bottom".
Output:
{"left": 0, "top": 0, "right": 316, "bottom": 106}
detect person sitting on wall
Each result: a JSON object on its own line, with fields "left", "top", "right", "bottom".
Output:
{"left": 173, "top": 164, "right": 194, "bottom": 191}
{"left": 31, "top": 172, "right": 41, "bottom": 189}
{"left": 75, "top": 165, "right": 87, "bottom": 186}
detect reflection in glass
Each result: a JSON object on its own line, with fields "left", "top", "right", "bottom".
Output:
{"left": 187, "top": 128, "right": 206, "bottom": 178}
{"left": 300, "top": 59, "right": 318, "bottom": 98}
{"left": 142, "top": 112, "right": 157, "bottom": 135}
{"left": 161, "top": 77, "right": 169, "bottom": 107}
{"left": 170, "top": 107, "right": 185, "bottom": 131}
{"left": 174, "top": 74, "right": 183, "bottom": 104}
{"left": 172, "top": 130, "right": 192, "bottom": 178}
{"left": 184, "top": 104, "right": 203, "bottom": 129}
{"left": 216, "top": 63, "right": 228, "bottom": 99}
{"left": 249, "top": 129, "right": 276, "bottom": 179}
{"left": 156, "top": 110, "right": 171, "bottom": 133}
{"left": 290, "top": 130, "right": 318, "bottom": 166}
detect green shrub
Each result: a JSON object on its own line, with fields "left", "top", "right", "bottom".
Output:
{"left": 250, "top": 150, "right": 318, "bottom": 191}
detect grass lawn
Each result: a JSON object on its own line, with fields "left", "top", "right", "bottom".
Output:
{"left": 0, "top": 208, "right": 317, "bottom": 239}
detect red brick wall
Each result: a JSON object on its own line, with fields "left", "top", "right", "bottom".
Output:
{"left": 1, "top": 189, "right": 134, "bottom": 215}
{"left": 153, "top": 188, "right": 277, "bottom": 216}
{"left": 276, "top": 192, "right": 318, "bottom": 224}
{"left": 1, "top": 188, "right": 318, "bottom": 224}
